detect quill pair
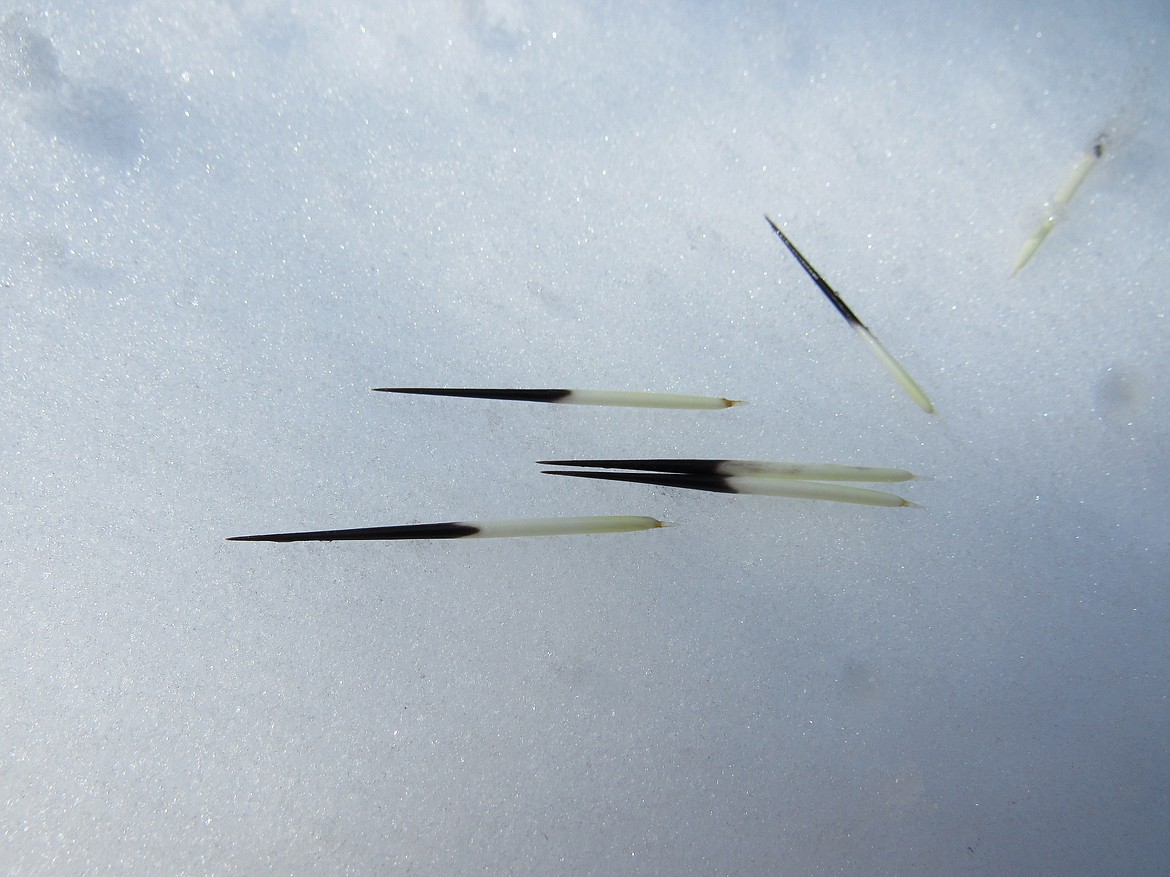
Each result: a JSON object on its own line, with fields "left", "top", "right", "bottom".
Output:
{"left": 540, "top": 458, "right": 917, "bottom": 508}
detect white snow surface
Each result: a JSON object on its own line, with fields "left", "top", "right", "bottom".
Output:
{"left": 3, "top": 1, "right": 1168, "bottom": 874}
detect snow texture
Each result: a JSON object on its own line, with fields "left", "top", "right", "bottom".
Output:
{"left": 2, "top": 0, "right": 1168, "bottom": 874}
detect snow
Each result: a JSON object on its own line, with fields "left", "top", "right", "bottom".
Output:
{"left": 3, "top": 1, "right": 1168, "bottom": 873}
